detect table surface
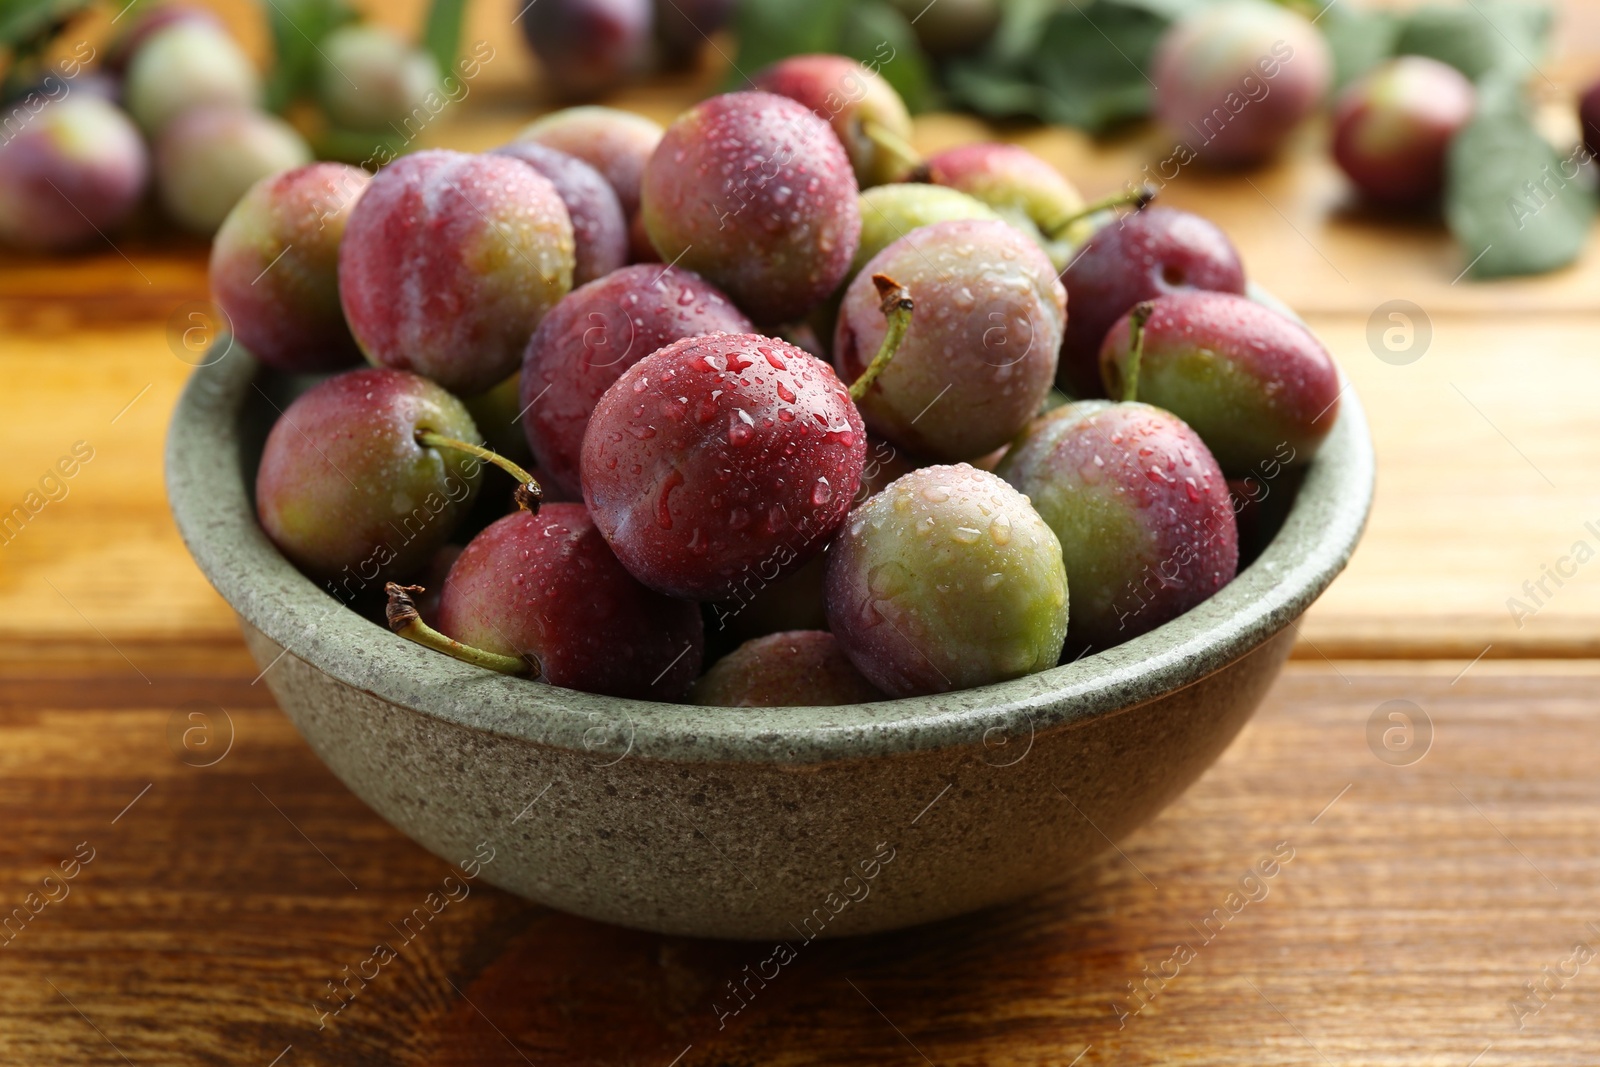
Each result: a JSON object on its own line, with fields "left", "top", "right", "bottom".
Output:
{"left": 4, "top": 2, "right": 1600, "bottom": 1063}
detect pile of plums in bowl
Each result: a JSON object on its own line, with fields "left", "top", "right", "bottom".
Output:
{"left": 220, "top": 53, "right": 1345, "bottom": 708}
{"left": 173, "top": 53, "right": 1371, "bottom": 937}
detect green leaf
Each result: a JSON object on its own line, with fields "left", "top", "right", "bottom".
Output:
{"left": 259, "top": 0, "right": 356, "bottom": 113}
{"left": 314, "top": 124, "right": 409, "bottom": 166}
{"left": 1317, "top": 3, "right": 1402, "bottom": 91}
{"left": 1393, "top": 0, "right": 1551, "bottom": 82}
{"left": 838, "top": 0, "right": 936, "bottom": 112}
{"left": 1029, "top": 2, "right": 1169, "bottom": 131}
{"left": 422, "top": 0, "right": 469, "bottom": 74}
{"left": 725, "top": 0, "right": 853, "bottom": 88}
{"left": 982, "top": 0, "right": 1065, "bottom": 66}
{"left": 0, "top": 0, "right": 88, "bottom": 52}
{"left": 943, "top": 59, "right": 1045, "bottom": 117}
{"left": 1444, "top": 79, "right": 1594, "bottom": 279}
{"left": 943, "top": 0, "right": 1178, "bottom": 131}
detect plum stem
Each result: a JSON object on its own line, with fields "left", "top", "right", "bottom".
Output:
{"left": 1045, "top": 183, "right": 1158, "bottom": 239}
{"left": 414, "top": 431, "right": 542, "bottom": 513}
{"left": 384, "top": 583, "right": 534, "bottom": 676}
{"left": 860, "top": 119, "right": 923, "bottom": 180}
{"left": 1121, "top": 301, "right": 1155, "bottom": 404}
{"left": 849, "top": 274, "right": 913, "bottom": 402}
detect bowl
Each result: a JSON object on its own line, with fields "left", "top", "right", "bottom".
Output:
{"left": 166, "top": 341, "right": 1373, "bottom": 940}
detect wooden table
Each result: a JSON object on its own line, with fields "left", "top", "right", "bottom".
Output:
{"left": 4, "top": 4, "right": 1600, "bottom": 1063}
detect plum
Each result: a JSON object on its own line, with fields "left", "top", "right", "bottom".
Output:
{"left": 1583, "top": 76, "right": 1600, "bottom": 160}
{"left": 1099, "top": 291, "right": 1341, "bottom": 475}
{"left": 339, "top": 149, "right": 575, "bottom": 397}
{"left": 427, "top": 503, "right": 704, "bottom": 699}
{"left": 518, "top": 0, "right": 652, "bottom": 101}
{"left": 639, "top": 91, "right": 861, "bottom": 324}
{"left": 802, "top": 182, "right": 1001, "bottom": 349}
{"left": 209, "top": 162, "right": 370, "bottom": 373}
{"left": 1056, "top": 206, "right": 1246, "bottom": 398}
{"left": 0, "top": 96, "right": 148, "bottom": 251}
{"left": 1331, "top": 56, "right": 1475, "bottom": 207}
{"left": 824, "top": 464, "right": 1068, "bottom": 696}
{"left": 521, "top": 264, "right": 753, "bottom": 498}
{"left": 123, "top": 20, "right": 260, "bottom": 135}
{"left": 835, "top": 220, "right": 1064, "bottom": 462}
{"left": 752, "top": 54, "right": 918, "bottom": 187}
{"left": 491, "top": 140, "right": 628, "bottom": 285}
{"left": 515, "top": 105, "right": 663, "bottom": 217}
{"left": 997, "top": 399, "right": 1236, "bottom": 650}
{"left": 154, "top": 105, "right": 312, "bottom": 235}
{"left": 852, "top": 182, "right": 1002, "bottom": 277}
{"left": 255, "top": 368, "right": 482, "bottom": 584}
{"left": 917, "top": 141, "right": 1090, "bottom": 267}
{"left": 316, "top": 24, "right": 442, "bottom": 133}
{"left": 692, "top": 631, "right": 883, "bottom": 706}
{"left": 580, "top": 333, "right": 866, "bottom": 601}
{"left": 654, "top": 0, "right": 736, "bottom": 66}
{"left": 1152, "top": 0, "right": 1331, "bottom": 167}
{"left": 105, "top": 3, "right": 223, "bottom": 75}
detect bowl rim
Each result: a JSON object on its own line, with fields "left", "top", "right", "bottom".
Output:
{"left": 165, "top": 341, "right": 1373, "bottom": 765}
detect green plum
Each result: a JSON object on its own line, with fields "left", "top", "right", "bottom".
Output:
{"left": 918, "top": 141, "right": 1091, "bottom": 268}
{"left": 155, "top": 106, "right": 312, "bottom": 235}
{"left": 209, "top": 162, "right": 369, "bottom": 372}
{"left": 835, "top": 219, "right": 1064, "bottom": 462}
{"left": 852, "top": 183, "right": 1003, "bottom": 278}
{"left": 824, "top": 464, "right": 1068, "bottom": 696}
{"left": 255, "top": 368, "right": 483, "bottom": 587}
{"left": 997, "top": 399, "right": 1237, "bottom": 651}
{"left": 1098, "top": 290, "right": 1341, "bottom": 475}
{"left": 316, "top": 24, "right": 442, "bottom": 133}
{"left": 123, "top": 20, "right": 259, "bottom": 135}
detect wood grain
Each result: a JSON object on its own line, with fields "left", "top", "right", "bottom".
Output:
{"left": 2, "top": 658, "right": 1596, "bottom": 1066}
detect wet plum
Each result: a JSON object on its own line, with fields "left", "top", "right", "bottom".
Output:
{"left": 824, "top": 464, "right": 1069, "bottom": 696}
{"left": 580, "top": 332, "right": 866, "bottom": 601}
{"left": 522, "top": 264, "right": 753, "bottom": 498}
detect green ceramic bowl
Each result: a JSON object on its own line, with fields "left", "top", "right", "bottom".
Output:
{"left": 166, "top": 336, "right": 1372, "bottom": 940}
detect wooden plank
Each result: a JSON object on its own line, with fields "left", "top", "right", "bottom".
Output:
{"left": 1, "top": 658, "right": 1595, "bottom": 1065}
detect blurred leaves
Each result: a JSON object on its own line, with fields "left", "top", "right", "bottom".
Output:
{"left": 1393, "top": 1, "right": 1551, "bottom": 83}
{"left": 945, "top": 0, "right": 1176, "bottom": 132}
{"left": 260, "top": 0, "right": 356, "bottom": 112}
{"left": 1444, "top": 74, "right": 1594, "bottom": 279}
{"left": 1317, "top": 3, "right": 1401, "bottom": 91}
{"left": 732, "top": 0, "right": 1184, "bottom": 130}
{"left": 421, "top": 0, "right": 470, "bottom": 78}
{"left": 257, "top": 0, "right": 470, "bottom": 167}
{"left": 728, "top": 0, "right": 935, "bottom": 109}
{"left": 838, "top": 2, "right": 934, "bottom": 112}
{"left": 0, "top": 0, "right": 88, "bottom": 52}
